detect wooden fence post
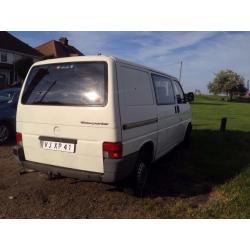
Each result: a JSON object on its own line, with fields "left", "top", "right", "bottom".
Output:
{"left": 220, "top": 117, "right": 227, "bottom": 133}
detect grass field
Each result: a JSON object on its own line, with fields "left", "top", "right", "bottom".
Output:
{"left": 1, "top": 94, "right": 250, "bottom": 218}
{"left": 99, "top": 94, "right": 250, "bottom": 218}
{"left": 163, "top": 95, "right": 250, "bottom": 218}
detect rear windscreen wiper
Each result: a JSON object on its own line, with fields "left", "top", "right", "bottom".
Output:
{"left": 32, "top": 101, "right": 64, "bottom": 105}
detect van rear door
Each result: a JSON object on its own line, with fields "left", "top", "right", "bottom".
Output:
{"left": 17, "top": 61, "right": 115, "bottom": 173}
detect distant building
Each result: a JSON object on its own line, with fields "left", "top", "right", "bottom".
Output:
{"left": 194, "top": 89, "right": 202, "bottom": 95}
{"left": 36, "top": 37, "right": 84, "bottom": 58}
{"left": 0, "top": 31, "right": 42, "bottom": 89}
{"left": 245, "top": 90, "right": 250, "bottom": 97}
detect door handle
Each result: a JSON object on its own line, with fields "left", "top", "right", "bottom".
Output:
{"left": 174, "top": 106, "right": 177, "bottom": 113}
{"left": 175, "top": 105, "right": 180, "bottom": 113}
{"left": 176, "top": 105, "right": 180, "bottom": 113}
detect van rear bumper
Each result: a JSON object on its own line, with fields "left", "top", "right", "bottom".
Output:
{"left": 13, "top": 145, "right": 138, "bottom": 183}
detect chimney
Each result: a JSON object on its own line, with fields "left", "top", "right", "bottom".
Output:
{"left": 59, "top": 37, "right": 68, "bottom": 46}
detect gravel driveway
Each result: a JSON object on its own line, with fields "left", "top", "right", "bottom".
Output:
{"left": 0, "top": 141, "right": 211, "bottom": 218}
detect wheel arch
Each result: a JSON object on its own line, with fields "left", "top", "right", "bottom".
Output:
{"left": 138, "top": 140, "right": 155, "bottom": 164}
{"left": 0, "top": 119, "right": 15, "bottom": 132}
{"left": 186, "top": 122, "right": 192, "bottom": 133}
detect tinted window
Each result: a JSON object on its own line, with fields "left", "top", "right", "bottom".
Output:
{"left": 172, "top": 80, "right": 185, "bottom": 103}
{"left": 1, "top": 53, "right": 7, "bottom": 62}
{"left": 0, "top": 74, "right": 6, "bottom": 84}
{"left": 22, "top": 62, "right": 107, "bottom": 106}
{"left": 0, "top": 88, "right": 20, "bottom": 103}
{"left": 152, "top": 74, "right": 175, "bottom": 105}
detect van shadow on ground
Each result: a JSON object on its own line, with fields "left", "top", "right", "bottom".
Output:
{"left": 145, "top": 129, "right": 250, "bottom": 198}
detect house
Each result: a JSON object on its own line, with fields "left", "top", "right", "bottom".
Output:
{"left": 0, "top": 33, "right": 84, "bottom": 90}
{"left": 36, "top": 37, "right": 84, "bottom": 58}
{"left": 0, "top": 31, "right": 42, "bottom": 89}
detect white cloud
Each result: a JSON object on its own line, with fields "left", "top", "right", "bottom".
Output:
{"left": 65, "top": 31, "right": 250, "bottom": 93}
{"left": 176, "top": 32, "right": 250, "bottom": 92}
{"left": 65, "top": 32, "right": 116, "bottom": 55}
{"left": 132, "top": 32, "right": 217, "bottom": 60}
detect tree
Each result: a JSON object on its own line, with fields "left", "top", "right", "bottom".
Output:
{"left": 208, "top": 70, "right": 247, "bottom": 101}
{"left": 14, "top": 57, "right": 34, "bottom": 81}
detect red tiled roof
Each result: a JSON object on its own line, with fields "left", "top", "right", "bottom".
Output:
{"left": 0, "top": 31, "right": 42, "bottom": 57}
{"left": 36, "top": 39, "right": 84, "bottom": 58}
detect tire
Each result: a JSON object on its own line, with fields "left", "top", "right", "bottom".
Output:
{"left": 134, "top": 158, "right": 149, "bottom": 197}
{"left": 0, "top": 123, "right": 10, "bottom": 145}
{"left": 182, "top": 124, "right": 192, "bottom": 148}
{"left": 47, "top": 172, "right": 62, "bottom": 180}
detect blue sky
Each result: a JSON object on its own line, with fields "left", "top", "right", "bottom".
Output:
{"left": 11, "top": 31, "right": 250, "bottom": 93}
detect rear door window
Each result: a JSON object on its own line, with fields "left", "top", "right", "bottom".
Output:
{"left": 21, "top": 62, "right": 108, "bottom": 106}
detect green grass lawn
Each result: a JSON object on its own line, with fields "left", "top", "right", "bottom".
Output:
{"left": 192, "top": 95, "right": 250, "bottom": 131}
{"left": 119, "top": 94, "right": 250, "bottom": 218}
{"left": 169, "top": 95, "right": 250, "bottom": 218}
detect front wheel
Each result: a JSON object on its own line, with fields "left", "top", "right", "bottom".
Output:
{"left": 182, "top": 124, "right": 192, "bottom": 148}
{"left": 0, "top": 123, "right": 10, "bottom": 145}
{"left": 134, "top": 160, "right": 149, "bottom": 197}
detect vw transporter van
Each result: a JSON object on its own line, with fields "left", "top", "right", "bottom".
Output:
{"left": 13, "top": 55, "right": 193, "bottom": 195}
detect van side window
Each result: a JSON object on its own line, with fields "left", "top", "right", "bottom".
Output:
{"left": 172, "top": 80, "right": 185, "bottom": 104}
{"left": 151, "top": 74, "right": 175, "bottom": 105}
{"left": 121, "top": 66, "right": 154, "bottom": 106}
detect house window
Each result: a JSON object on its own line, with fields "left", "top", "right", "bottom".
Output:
{"left": 1, "top": 53, "right": 7, "bottom": 63}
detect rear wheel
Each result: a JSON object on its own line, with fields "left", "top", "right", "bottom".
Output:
{"left": 134, "top": 158, "right": 149, "bottom": 197}
{"left": 0, "top": 123, "right": 10, "bottom": 144}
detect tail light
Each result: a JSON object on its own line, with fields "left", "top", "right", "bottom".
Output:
{"left": 16, "top": 132, "right": 23, "bottom": 145}
{"left": 103, "top": 142, "right": 122, "bottom": 159}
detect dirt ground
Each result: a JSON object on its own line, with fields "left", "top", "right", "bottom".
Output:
{"left": 0, "top": 141, "right": 212, "bottom": 219}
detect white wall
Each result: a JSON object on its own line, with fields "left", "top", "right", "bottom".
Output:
{"left": 0, "top": 49, "right": 28, "bottom": 64}
{"left": 0, "top": 49, "right": 40, "bottom": 86}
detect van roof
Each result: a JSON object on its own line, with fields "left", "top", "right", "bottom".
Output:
{"left": 32, "top": 55, "right": 179, "bottom": 81}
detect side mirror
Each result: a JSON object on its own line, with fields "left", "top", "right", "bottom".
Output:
{"left": 11, "top": 94, "right": 19, "bottom": 108}
{"left": 176, "top": 94, "right": 182, "bottom": 104}
{"left": 185, "top": 92, "right": 194, "bottom": 102}
{"left": 12, "top": 100, "right": 18, "bottom": 108}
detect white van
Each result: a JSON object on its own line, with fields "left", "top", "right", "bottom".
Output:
{"left": 13, "top": 55, "right": 193, "bottom": 195}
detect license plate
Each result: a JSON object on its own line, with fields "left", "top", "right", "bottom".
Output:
{"left": 42, "top": 140, "right": 75, "bottom": 153}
